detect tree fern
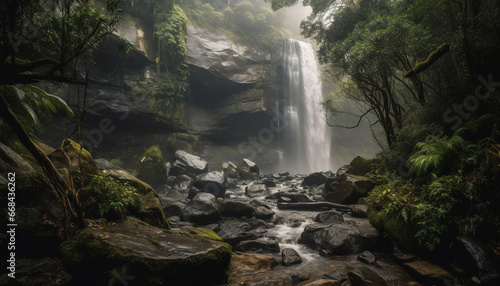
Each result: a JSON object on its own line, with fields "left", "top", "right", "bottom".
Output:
{"left": 407, "top": 134, "right": 465, "bottom": 177}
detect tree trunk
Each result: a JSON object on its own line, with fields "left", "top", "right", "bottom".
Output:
{"left": 0, "top": 93, "right": 86, "bottom": 234}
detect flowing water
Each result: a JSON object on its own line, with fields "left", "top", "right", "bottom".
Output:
{"left": 277, "top": 39, "right": 332, "bottom": 174}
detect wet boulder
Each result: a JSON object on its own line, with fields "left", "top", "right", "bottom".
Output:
{"left": 324, "top": 174, "right": 375, "bottom": 204}
{"left": 60, "top": 217, "right": 231, "bottom": 285}
{"left": 234, "top": 239, "right": 280, "bottom": 253}
{"left": 346, "top": 156, "right": 378, "bottom": 176}
{"left": 182, "top": 192, "right": 220, "bottom": 224}
{"left": 245, "top": 184, "right": 270, "bottom": 198}
{"left": 301, "top": 172, "right": 328, "bottom": 187}
{"left": 254, "top": 206, "right": 275, "bottom": 220}
{"left": 170, "top": 150, "right": 208, "bottom": 176}
{"left": 220, "top": 199, "right": 254, "bottom": 218}
{"left": 137, "top": 192, "right": 169, "bottom": 229}
{"left": 217, "top": 220, "right": 259, "bottom": 246}
{"left": 282, "top": 248, "right": 302, "bottom": 266}
{"left": 219, "top": 161, "right": 239, "bottom": 178}
{"left": 95, "top": 158, "right": 155, "bottom": 195}
{"left": 238, "top": 158, "right": 260, "bottom": 180}
{"left": 193, "top": 171, "right": 227, "bottom": 198}
{"left": 347, "top": 265, "right": 388, "bottom": 286}
{"left": 314, "top": 211, "right": 344, "bottom": 223}
{"left": 135, "top": 145, "right": 168, "bottom": 188}
{"left": 299, "top": 219, "right": 379, "bottom": 255}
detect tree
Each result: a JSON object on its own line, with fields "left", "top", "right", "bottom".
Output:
{"left": 0, "top": 0, "right": 122, "bottom": 234}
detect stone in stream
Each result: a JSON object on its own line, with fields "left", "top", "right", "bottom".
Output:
{"left": 323, "top": 173, "right": 375, "bottom": 204}
{"left": 182, "top": 192, "right": 220, "bottom": 224}
{"left": 238, "top": 158, "right": 260, "bottom": 180}
{"left": 347, "top": 265, "right": 388, "bottom": 286}
{"left": 234, "top": 239, "right": 280, "bottom": 253}
{"left": 254, "top": 206, "right": 275, "bottom": 220}
{"left": 169, "top": 150, "right": 208, "bottom": 176}
{"left": 452, "top": 235, "right": 500, "bottom": 283}
{"left": 298, "top": 279, "right": 341, "bottom": 286}
{"left": 357, "top": 250, "right": 376, "bottom": 264}
{"left": 220, "top": 199, "right": 254, "bottom": 218}
{"left": 403, "top": 260, "right": 454, "bottom": 285}
{"left": 314, "top": 210, "right": 344, "bottom": 223}
{"left": 282, "top": 248, "right": 302, "bottom": 266}
{"left": 219, "top": 161, "right": 239, "bottom": 178}
{"left": 299, "top": 218, "right": 379, "bottom": 255}
{"left": 217, "top": 220, "right": 259, "bottom": 246}
{"left": 245, "top": 184, "right": 270, "bottom": 198}
{"left": 59, "top": 217, "right": 231, "bottom": 285}
{"left": 193, "top": 171, "right": 227, "bottom": 198}
{"left": 229, "top": 253, "right": 279, "bottom": 272}
{"left": 301, "top": 172, "right": 329, "bottom": 187}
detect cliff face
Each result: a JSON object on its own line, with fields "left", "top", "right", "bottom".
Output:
{"left": 186, "top": 25, "right": 278, "bottom": 143}
{"left": 42, "top": 14, "right": 280, "bottom": 168}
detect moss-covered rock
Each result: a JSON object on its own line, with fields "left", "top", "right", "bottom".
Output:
{"left": 136, "top": 145, "right": 168, "bottom": 188}
{"left": 238, "top": 158, "right": 260, "bottom": 180}
{"left": 165, "top": 133, "right": 200, "bottom": 160}
{"left": 48, "top": 139, "right": 97, "bottom": 186}
{"left": 138, "top": 192, "right": 169, "bottom": 229}
{"left": 219, "top": 161, "right": 238, "bottom": 178}
{"left": 346, "top": 156, "right": 378, "bottom": 176}
{"left": 101, "top": 168, "right": 155, "bottom": 195}
{"left": 60, "top": 217, "right": 232, "bottom": 285}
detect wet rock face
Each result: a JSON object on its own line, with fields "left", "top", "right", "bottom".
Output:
{"left": 60, "top": 217, "right": 231, "bottom": 285}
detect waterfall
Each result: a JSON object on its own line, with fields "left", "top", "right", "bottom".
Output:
{"left": 278, "top": 39, "right": 332, "bottom": 174}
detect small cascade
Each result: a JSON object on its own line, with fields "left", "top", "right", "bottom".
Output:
{"left": 277, "top": 39, "right": 332, "bottom": 174}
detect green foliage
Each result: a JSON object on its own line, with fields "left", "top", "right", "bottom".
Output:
{"left": 81, "top": 171, "right": 140, "bottom": 220}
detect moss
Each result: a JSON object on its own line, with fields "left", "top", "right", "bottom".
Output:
{"left": 48, "top": 139, "right": 97, "bottom": 186}
{"left": 347, "top": 156, "right": 378, "bottom": 176}
{"left": 405, "top": 43, "right": 450, "bottom": 78}
{"left": 367, "top": 208, "right": 419, "bottom": 251}
{"left": 165, "top": 133, "right": 200, "bottom": 157}
{"left": 135, "top": 145, "right": 167, "bottom": 188}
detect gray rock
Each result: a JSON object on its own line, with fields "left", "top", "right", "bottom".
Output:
{"left": 220, "top": 199, "right": 254, "bottom": 218}
{"left": 219, "top": 161, "right": 239, "bottom": 178}
{"left": 217, "top": 220, "right": 259, "bottom": 246}
{"left": 182, "top": 192, "right": 220, "bottom": 225}
{"left": 238, "top": 158, "right": 260, "bottom": 180}
{"left": 163, "top": 201, "right": 186, "bottom": 218}
{"left": 302, "top": 172, "right": 328, "bottom": 187}
{"left": 193, "top": 171, "right": 227, "bottom": 198}
{"left": 170, "top": 150, "right": 208, "bottom": 176}
{"left": 299, "top": 220, "right": 379, "bottom": 255}
{"left": 324, "top": 174, "right": 375, "bottom": 204}
{"left": 234, "top": 240, "right": 280, "bottom": 253}
{"left": 315, "top": 211, "right": 344, "bottom": 223}
{"left": 245, "top": 184, "right": 270, "bottom": 198}
{"left": 357, "top": 250, "right": 376, "bottom": 264}
{"left": 254, "top": 206, "right": 275, "bottom": 220}
{"left": 282, "top": 248, "right": 302, "bottom": 266}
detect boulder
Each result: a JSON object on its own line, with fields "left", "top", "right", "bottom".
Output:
{"left": 324, "top": 174, "right": 375, "bottom": 204}
{"left": 135, "top": 145, "right": 168, "bottom": 188}
{"left": 219, "top": 161, "right": 239, "bottom": 178}
{"left": 170, "top": 150, "right": 208, "bottom": 176}
{"left": 301, "top": 172, "right": 328, "bottom": 187}
{"left": 168, "top": 174, "right": 194, "bottom": 189}
{"left": 282, "top": 248, "right": 302, "bottom": 266}
{"left": 299, "top": 220, "right": 379, "bottom": 255}
{"left": 452, "top": 235, "right": 500, "bottom": 283}
{"left": 357, "top": 250, "right": 376, "bottom": 264}
{"left": 347, "top": 265, "right": 388, "bottom": 286}
{"left": 314, "top": 211, "right": 344, "bottom": 223}
{"left": 403, "top": 260, "right": 453, "bottom": 285}
{"left": 229, "top": 253, "right": 279, "bottom": 274}
{"left": 217, "top": 220, "right": 259, "bottom": 246}
{"left": 193, "top": 171, "right": 227, "bottom": 198}
{"left": 234, "top": 239, "right": 280, "bottom": 253}
{"left": 350, "top": 205, "right": 368, "bottom": 218}
{"left": 346, "top": 156, "right": 378, "bottom": 176}
{"left": 245, "top": 184, "right": 270, "bottom": 198}
{"left": 182, "top": 192, "right": 220, "bottom": 225}
{"left": 137, "top": 192, "right": 168, "bottom": 228}
{"left": 254, "top": 206, "right": 275, "bottom": 220}
{"left": 162, "top": 201, "right": 186, "bottom": 218}
{"left": 238, "top": 158, "right": 260, "bottom": 180}
{"left": 60, "top": 217, "right": 231, "bottom": 285}
{"left": 0, "top": 257, "right": 72, "bottom": 286}
{"left": 96, "top": 159, "right": 155, "bottom": 195}
{"left": 220, "top": 199, "right": 254, "bottom": 218}
{"left": 48, "top": 139, "right": 97, "bottom": 186}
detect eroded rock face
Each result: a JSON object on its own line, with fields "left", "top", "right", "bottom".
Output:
{"left": 60, "top": 217, "right": 231, "bottom": 285}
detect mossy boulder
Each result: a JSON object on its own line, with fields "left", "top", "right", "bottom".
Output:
{"left": 136, "top": 145, "right": 168, "bottom": 188}
{"left": 238, "top": 158, "right": 260, "bottom": 180}
{"left": 165, "top": 133, "right": 200, "bottom": 160}
{"left": 60, "top": 217, "right": 232, "bottom": 285}
{"left": 48, "top": 139, "right": 97, "bottom": 186}
{"left": 138, "top": 192, "right": 169, "bottom": 229}
{"left": 346, "top": 156, "right": 378, "bottom": 176}
{"left": 324, "top": 174, "right": 375, "bottom": 204}
{"left": 219, "top": 161, "right": 238, "bottom": 178}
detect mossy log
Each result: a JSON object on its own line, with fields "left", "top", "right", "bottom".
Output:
{"left": 405, "top": 43, "right": 451, "bottom": 78}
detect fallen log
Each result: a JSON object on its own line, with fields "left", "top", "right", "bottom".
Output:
{"left": 277, "top": 201, "right": 352, "bottom": 211}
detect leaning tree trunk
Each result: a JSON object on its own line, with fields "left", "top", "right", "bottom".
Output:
{"left": 0, "top": 93, "right": 86, "bottom": 235}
